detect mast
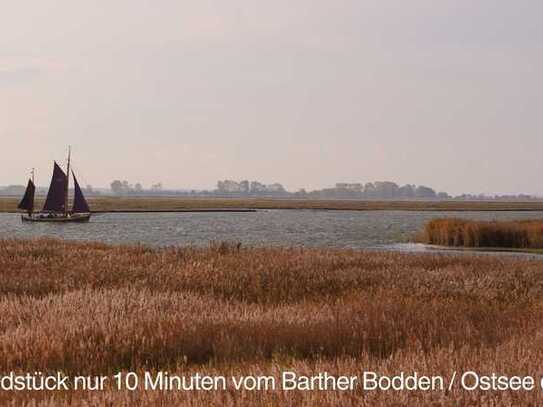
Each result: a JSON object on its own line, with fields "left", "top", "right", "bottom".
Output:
{"left": 65, "top": 146, "right": 71, "bottom": 216}
{"left": 31, "top": 168, "right": 35, "bottom": 184}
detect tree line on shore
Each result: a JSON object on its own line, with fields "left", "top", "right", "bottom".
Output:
{"left": 0, "top": 179, "right": 538, "bottom": 200}
{"left": 107, "top": 179, "right": 446, "bottom": 198}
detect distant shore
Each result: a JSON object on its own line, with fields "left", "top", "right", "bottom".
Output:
{"left": 2, "top": 196, "right": 543, "bottom": 213}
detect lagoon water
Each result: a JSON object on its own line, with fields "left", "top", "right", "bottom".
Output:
{"left": 1, "top": 210, "right": 543, "bottom": 250}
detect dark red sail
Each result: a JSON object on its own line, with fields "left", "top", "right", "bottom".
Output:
{"left": 17, "top": 179, "right": 35, "bottom": 213}
{"left": 42, "top": 162, "right": 67, "bottom": 213}
{"left": 72, "top": 172, "right": 90, "bottom": 213}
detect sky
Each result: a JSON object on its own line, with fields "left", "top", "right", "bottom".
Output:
{"left": 1, "top": 0, "right": 542, "bottom": 195}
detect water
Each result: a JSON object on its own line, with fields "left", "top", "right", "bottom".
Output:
{"left": 1, "top": 210, "right": 543, "bottom": 251}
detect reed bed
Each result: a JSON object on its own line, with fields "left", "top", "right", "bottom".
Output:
{"left": 421, "top": 218, "right": 543, "bottom": 249}
{"left": 1, "top": 238, "right": 543, "bottom": 405}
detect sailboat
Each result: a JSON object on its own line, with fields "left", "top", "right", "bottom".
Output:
{"left": 18, "top": 148, "right": 91, "bottom": 223}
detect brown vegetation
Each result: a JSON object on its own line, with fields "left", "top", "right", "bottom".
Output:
{"left": 421, "top": 218, "right": 543, "bottom": 249}
{"left": 1, "top": 239, "right": 543, "bottom": 405}
{"left": 2, "top": 196, "right": 543, "bottom": 212}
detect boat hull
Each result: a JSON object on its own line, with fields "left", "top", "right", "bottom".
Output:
{"left": 21, "top": 213, "right": 91, "bottom": 223}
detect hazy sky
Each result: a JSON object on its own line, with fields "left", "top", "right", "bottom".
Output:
{"left": 1, "top": 1, "right": 542, "bottom": 195}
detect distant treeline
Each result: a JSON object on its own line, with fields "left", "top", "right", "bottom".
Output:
{"left": 0, "top": 179, "right": 539, "bottom": 200}
{"left": 106, "top": 179, "right": 447, "bottom": 199}
{"left": 298, "top": 182, "right": 446, "bottom": 199}
{"left": 214, "top": 180, "right": 538, "bottom": 200}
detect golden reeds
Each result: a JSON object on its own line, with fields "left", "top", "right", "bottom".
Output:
{"left": 421, "top": 218, "right": 543, "bottom": 249}
{"left": 1, "top": 238, "right": 543, "bottom": 405}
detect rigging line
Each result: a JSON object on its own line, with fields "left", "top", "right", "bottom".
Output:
{"left": 69, "top": 161, "right": 92, "bottom": 192}
{"left": 65, "top": 146, "right": 85, "bottom": 185}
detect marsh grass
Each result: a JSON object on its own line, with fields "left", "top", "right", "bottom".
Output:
{"left": 1, "top": 238, "right": 543, "bottom": 405}
{"left": 2, "top": 196, "right": 543, "bottom": 212}
{"left": 421, "top": 218, "right": 543, "bottom": 249}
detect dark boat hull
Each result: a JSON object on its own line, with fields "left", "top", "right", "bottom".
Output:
{"left": 21, "top": 213, "right": 91, "bottom": 223}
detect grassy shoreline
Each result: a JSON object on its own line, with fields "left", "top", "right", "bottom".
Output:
{"left": 2, "top": 196, "right": 543, "bottom": 212}
{"left": 1, "top": 238, "right": 543, "bottom": 405}
{"left": 420, "top": 218, "right": 543, "bottom": 250}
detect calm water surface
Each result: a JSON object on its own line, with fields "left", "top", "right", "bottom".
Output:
{"left": 1, "top": 210, "right": 543, "bottom": 251}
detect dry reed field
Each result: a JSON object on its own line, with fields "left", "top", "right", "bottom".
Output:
{"left": 422, "top": 218, "right": 543, "bottom": 249}
{"left": 2, "top": 196, "right": 543, "bottom": 212}
{"left": 1, "top": 238, "right": 543, "bottom": 405}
